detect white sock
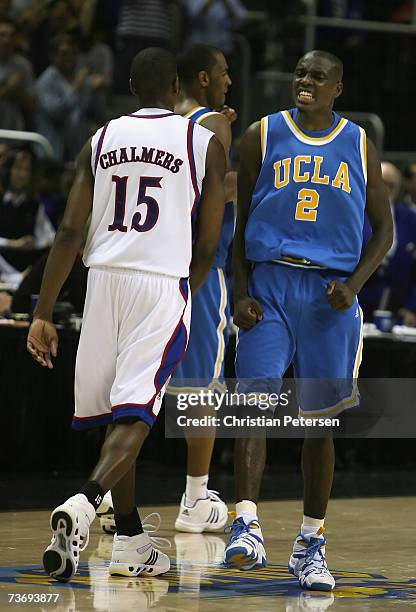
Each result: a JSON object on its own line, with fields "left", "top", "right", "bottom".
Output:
{"left": 185, "top": 474, "right": 208, "bottom": 504}
{"left": 236, "top": 500, "right": 259, "bottom": 526}
{"left": 301, "top": 515, "right": 325, "bottom": 537}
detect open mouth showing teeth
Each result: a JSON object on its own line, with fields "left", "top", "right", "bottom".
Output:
{"left": 298, "top": 90, "right": 314, "bottom": 101}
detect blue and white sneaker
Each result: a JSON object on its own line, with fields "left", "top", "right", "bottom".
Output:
{"left": 223, "top": 516, "right": 266, "bottom": 570}
{"left": 288, "top": 528, "right": 335, "bottom": 591}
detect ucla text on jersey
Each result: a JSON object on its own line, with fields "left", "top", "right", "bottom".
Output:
{"left": 246, "top": 108, "right": 367, "bottom": 273}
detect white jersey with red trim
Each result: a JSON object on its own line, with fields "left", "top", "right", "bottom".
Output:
{"left": 84, "top": 107, "right": 213, "bottom": 277}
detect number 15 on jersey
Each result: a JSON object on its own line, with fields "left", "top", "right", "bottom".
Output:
{"left": 108, "top": 175, "right": 162, "bottom": 233}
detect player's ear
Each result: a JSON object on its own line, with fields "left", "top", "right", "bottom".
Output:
{"left": 129, "top": 78, "right": 136, "bottom": 96}
{"left": 334, "top": 81, "right": 343, "bottom": 99}
{"left": 198, "top": 69, "right": 209, "bottom": 89}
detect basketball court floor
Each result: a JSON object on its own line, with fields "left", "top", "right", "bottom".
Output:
{"left": 1, "top": 497, "right": 415, "bottom": 611}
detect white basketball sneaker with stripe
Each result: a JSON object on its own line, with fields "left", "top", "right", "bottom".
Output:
{"left": 223, "top": 516, "right": 266, "bottom": 570}
{"left": 288, "top": 528, "right": 335, "bottom": 591}
{"left": 175, "top": 490, "right": 228, "bottom": 533}
{"left": 43, "top": 493, "right": 96, "bottom": 582}
{"left": 109, "top": 513, "right": 171, "bottom": 577}
{"left": 96, "top": 491, "right": 116, "bottom": 534}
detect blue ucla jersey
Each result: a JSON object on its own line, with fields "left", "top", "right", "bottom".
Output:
{"left": 184, "top": 106, "right": 235, "bottom": 268}
{"left": 245, "top": 108, "right": 367, "bottom": 273}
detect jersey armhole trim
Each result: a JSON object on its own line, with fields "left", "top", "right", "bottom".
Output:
{"left": 93, "top": 121, "right": 110, "bottom": 175}
{"left": 197, "top": 111, "right": 223, "bottom": 124}
{"left": 359, "top": 127, "right": 367, "bottom": 185}
{"left": 187, "top": 120, "right": 200, "bottom": 218}
{"left": 183, "top": 106, "right": 205, "bottom": 119}
{"left": 260, "top": 116, "right": 268, "bottom": 162}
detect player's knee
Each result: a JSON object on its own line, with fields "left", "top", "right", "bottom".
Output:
{"left": 103, "top": 420, "right": 150, "bottom": 456}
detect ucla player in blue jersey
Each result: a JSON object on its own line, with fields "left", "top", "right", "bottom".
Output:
{"left": 224, "top": 50, "right": 393, "bottom": 591}
{"left": 168, "top": 44, "right": 236, "bottom": 533}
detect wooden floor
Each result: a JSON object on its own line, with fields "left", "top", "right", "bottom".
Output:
{"left": 1, "top": 498, "right": 416, "bottom": 611}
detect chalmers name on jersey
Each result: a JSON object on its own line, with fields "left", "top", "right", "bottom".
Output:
{"left": 245, "top": 108, "right": 367, "bottom": 273}
{"left": 83, "top": 108, "right": 214, "bottom": 278}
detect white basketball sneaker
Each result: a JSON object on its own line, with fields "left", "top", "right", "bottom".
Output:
{"left": 285, "top": 592, "right": 335, "bottom": 611}
{"left": 96, "top": 491, "right": 116, "bottom": 534}
{"left": 223, "top": 516, "right": 267, "bottom": 570}
{"left": 43, "top": 493, "right": 96, "bottom": 582}
{"left": 175, "top": 490, "right": 228, "bottom": 533}
{"left": 288, "top": 528, "right": 335, "bottom": 591}
{"left": 105, "top": 577, "right": 169, "bottom": 611}
{"left": 174, "top": 533, "right": 225, "bottom": 567}
{"left": 109, "top": 513, "right": 171, "bottom": 578}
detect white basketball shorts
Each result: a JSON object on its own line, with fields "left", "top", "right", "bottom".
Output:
{"left": 72, "top": 267, "right": 191, "bottom": 430}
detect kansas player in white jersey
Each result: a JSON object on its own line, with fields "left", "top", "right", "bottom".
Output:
{"left": 97, "top": 45, "right": 236, "bottom": 539}
{"left": 26, "top": 48, "right": 226, "bottom": 583}
{"left": 223, "top": 51, "right": 392, "bottom": 591}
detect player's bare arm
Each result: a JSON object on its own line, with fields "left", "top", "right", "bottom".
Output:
{"left": 190, "top": 135, "right": 227, "bottom": 295}
{"left": 233, "top": 121, "right": 263, "bottom": 329}
{"left": 203, "top": 110, "right": 237, "bottom": 204}
{"left": 201, "top": 112, "right": 232, "bottom": 156}
{"left": 327, "top": 138, "right": 393, "bottom": 311}
{"left": 27, "top": 139, "right": 94, "bottom": 368}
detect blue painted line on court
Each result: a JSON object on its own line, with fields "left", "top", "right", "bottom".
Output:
{"left": 0, "top": 562, "right": 416, "bottom": 600}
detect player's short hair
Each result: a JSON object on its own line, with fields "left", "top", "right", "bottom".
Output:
{"left": 305, "top": 50, "right": 344, "bottom": 80}
{"left": 177, "top": 44, "right": 221, "bottom": 84}
{"left": 130, "top": 47, "right": 177, "bottom": 99}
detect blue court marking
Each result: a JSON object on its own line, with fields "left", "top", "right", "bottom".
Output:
{"left": 1, "top": 562, "right": 416, "bottom": 601}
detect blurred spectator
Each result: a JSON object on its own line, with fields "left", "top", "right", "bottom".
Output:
{"left": 78, "top": 0, "right": 114, "bottom": 125}
{"left": 360, "top": 162, "right": 416, "bottom": 326}
{"left": 0, "top": 139, "right": 10, "bottom": 188}
{"left": 11, "top": 251, "right": 87, "bottom": 314}
{"left": 0, "top": 149, "right": 54, "bottom": 250}
{"left": 114, "top": 0, "right": 179, "bottom": 94}
{"left": 0, "top": 18, "right": 35, "bottom": 130}
{"left": 403, "top": 162, "right": 416, "bottom": 209}
{"left": 79, "top": 33, "right": 113, "bottom": 93}
{"left": 35, "top": 34, "right": 104, "bottom": 161}
{"left": 0, "top": 287, "right": 11, "bottom": 312}
{"left": 36, "top": 157, "right": 65, "bottom": 228}
{"left": 0, "top": 0, "right": 13, "bottom": 19}
{"left": 185, "top": 0, "right": 246, "bottom": 56}
{"left": 78, "top": 0, "right": 114, "bottom": 90}
{"left": 19, "top": 0, "right": 80, "bottom": 76}
{"left": 0, "top": 250, "right": 21, "bottom": 284}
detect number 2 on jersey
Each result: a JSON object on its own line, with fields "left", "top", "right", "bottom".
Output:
{"left": 108, "top": 175, "right": 161, "bottom": 233}
{"left": 295, "top": 188, "right": 319, "bottom": 222}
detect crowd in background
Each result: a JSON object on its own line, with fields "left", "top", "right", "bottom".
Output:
{"left": 0, "top": 0, "right": 415, "bottom": 329}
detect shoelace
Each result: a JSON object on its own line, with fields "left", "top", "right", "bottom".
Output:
{"left": 207, "top": 490, "right": 223, "bottom": 503}
{"left": 223, "top": 517, "right": 249, "bottom": 541}
{"left": 302, "top": 538, "right": 327, "bottom": 573}
{"left": 142, "top": 512, "right": 171, "bottom": 550}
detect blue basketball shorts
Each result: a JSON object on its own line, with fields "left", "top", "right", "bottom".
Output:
{"left": 236, "top": 262, "right": 363, "bottom": 416}
{"left": 168, "top": 267, "right": 230, "bottom": 393}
